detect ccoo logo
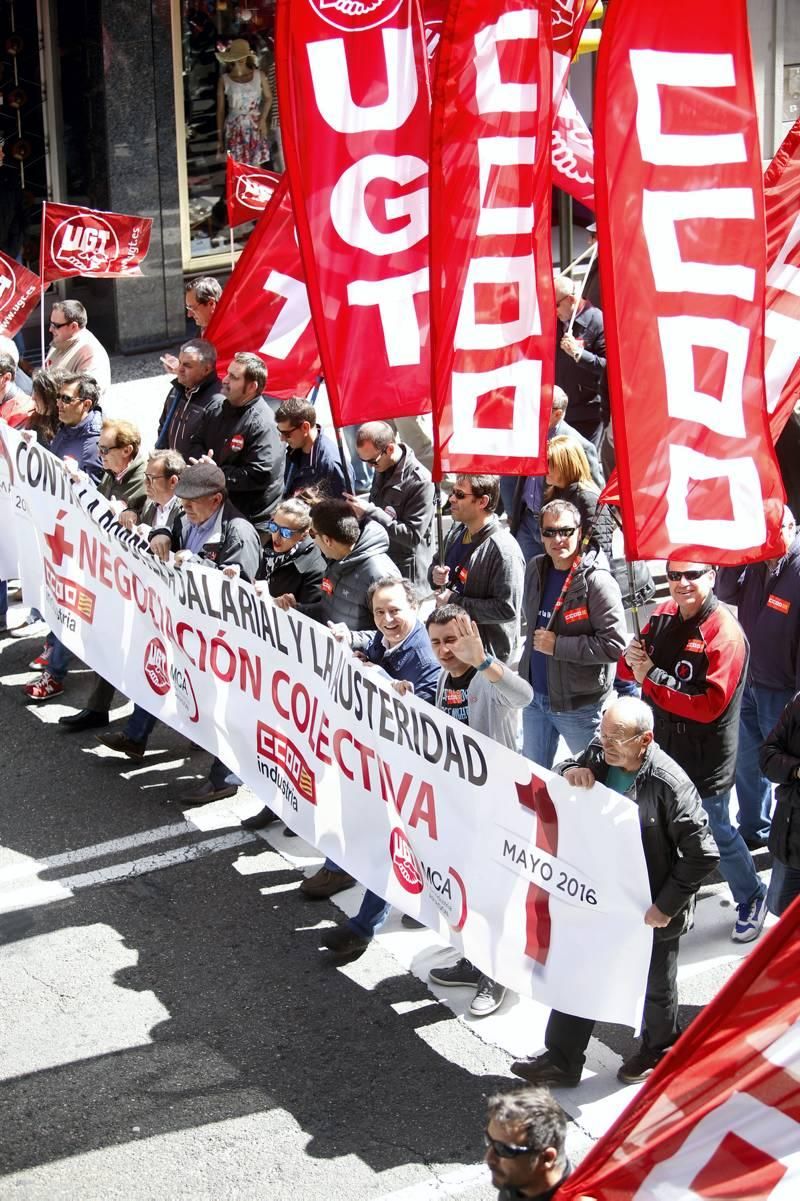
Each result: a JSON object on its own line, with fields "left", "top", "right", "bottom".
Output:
{"left": 50, "top": 214, "right": 119, "bottom": 275}
{"left": 144, "top": 637, "right": 170, "bottom": 696}
{"left": 389, "top": 827, "right": 423, "bottom": 894}
{"left": 309, "top": 0, "right": 404, "bottom": 34}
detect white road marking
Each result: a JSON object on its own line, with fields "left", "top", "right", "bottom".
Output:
{"left": 0, "top": 822, "right": 195, "bottom": 882}
{"left": 374, "top": 1163, "right": 489, "bottom": 1200}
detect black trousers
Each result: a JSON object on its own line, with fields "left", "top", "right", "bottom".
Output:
{"left": 87, "top": 672, "right": 117, "bottom": 713}
{"left": 545, "top": 936, "right": 680, "bottom": 1074}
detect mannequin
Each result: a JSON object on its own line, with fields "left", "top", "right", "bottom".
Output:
{"left": 216, "top": 38, "right": 271, "bottom": 166}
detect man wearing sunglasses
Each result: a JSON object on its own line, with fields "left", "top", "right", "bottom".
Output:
{"left": 620, "top": 560, "right": 768, "bottom": 944}
{"left": 430, "top": 474, "right": 525, "bottom": 663}
{"left": 274, "top": 396, "right": 346, "bottom": 499}
{"left": 44, "top": 300, "right": 111, "bottom": 396}
{"left": 484, "top": 1086, "right": 569, "bottom": 1199}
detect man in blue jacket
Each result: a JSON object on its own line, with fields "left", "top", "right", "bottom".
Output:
{"left": 275, "top": 396, "right": 346, "bottom": 499}
{"left": 717, "top": 506, "right": 800, "bottom": 849}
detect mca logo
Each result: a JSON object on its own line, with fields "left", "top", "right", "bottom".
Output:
{"left": 310, "top": 0, "right": 404, "bottom": 34}
{"left": 0, "top": 262, "right": 16, "bottom": 312}
{"left": 43, "top": 509, "right": 75, "bottom": 568}
{"left": 50, "top": 214, "right": 119, "bottom": 275}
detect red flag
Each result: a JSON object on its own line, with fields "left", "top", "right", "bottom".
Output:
{"left": 559, "top": 896, "right": 800, "bottom": 1200}
{"left": 594, "top": 0, "right": 784, "bottom": 564}
{"left": 225, "top": 158, "right": 281, "bottom": 229}
{"left": 552, "top": 0, "right": 597, "bottom": 105}
{"left": 765, "top": 117, "right": 800, "bottom": 442}
{"left": 430, "top": 1, "right": 554, "bottom": 476}
{"left": 552, "top": 89, "right": 594, "bottom": 209}
{"left": 205, "top": 177, "right": 321, "bottom": 398}
{"left": 276, "top": 0, "right": 432, "bottom": 427}
{"left": 40, "top": 202, "right": 152, "bottom": 284}
{"left": 0, "top": 250, "right": 41, "bottom": 338}
{"left": 422, "top": 0, "right": 446, "bottom": 60}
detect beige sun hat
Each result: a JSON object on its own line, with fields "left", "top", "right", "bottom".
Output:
{"left": 215, "top": 39, "right": 254, "bottom": 64}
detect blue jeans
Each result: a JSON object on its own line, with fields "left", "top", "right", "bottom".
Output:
{"left": 499, "top": 476, "right": 517, "bottom": 520}
{"left": 0, "top": 580, "right": 7, "bottom": 620}
{"left": 702, "top": 791, "right": 765, "bottom": 908}
{"left": 515, "top": 507, "right": 543, "bottom": 563}
{"left": 767, "top": 858, "right": 800, "bottom": 917}
{"left": 341, "top": 425, "right": 373, "bottom": 493}
{"left": 348, "top": 889, "right": 391, "bottom": 940}
{"left": 735, "top": 681, "right": 793, "bottom": 841}
{"left": 46, "top": 635, "right": 71, "bottom": 682}
{"left": 522, "top": 693, "right": 602, "bottom": 770}
{"left": 125, "top": 704, "right": 158, "bottom": 744}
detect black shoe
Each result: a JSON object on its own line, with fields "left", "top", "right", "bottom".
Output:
{"left": 742, "top": 833, "right": 769, "bottom": 851}
{"left": 510, "top": 1053, "right": 581, "bottom": 1088}
{"left": 401, "top": 914, "right": 425, "bottom": 930}
{"left": 59, "top": 708, "right": 109, "bottom": 732}
{"left": 241, "top": 806, "right": 280, "bottom": 830}
{"left": 179, "top": 780, "right": 238, "bottom": 806}
{"left": 283, "top": 827, "right": 298, "bottom": 838}
{"left": 617, "top": 1045, "right": 665, "bottom": 1084}
{"left": 96, "top": 731, "right": 147, "bottom": 761}
{"left": 319, "top": 925, "right": 371, "bottom": 957}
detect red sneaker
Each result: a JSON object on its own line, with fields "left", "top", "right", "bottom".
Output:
{"left": 29, "top": 644, "right": 52, "bottom": 671}
{"left": 23, "top": 672, "right": 64, "bottom": 702}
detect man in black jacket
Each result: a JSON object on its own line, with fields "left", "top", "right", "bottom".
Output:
{"left": 554, "top": 275, "right": 607, "bottom": 448}
{"left": 189, "top": 351, "right": 284, "bottom": 537}
{"left": 156, "top": 339, "right": 224, "bottom": 456}
{"left": 512, "top": 697, "right": 719, "bottom": 1089}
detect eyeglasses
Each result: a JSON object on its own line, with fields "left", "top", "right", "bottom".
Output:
{"left": 277, "top": 426, "right": 301, "bottom": 440}
{"left": 56, "top": 392, "right": 82, "bottom": 405}
{"left": 49, "top": 320, "right": 71, "bottom": 329}
{"left": 598, "top": 731, "right": 643, "bottom": 749}
{"left": 666, "top": 569, "right": 710, "bottom": 582}
{"left": 144, "top": 472, "right": 167, "bottom": 483}
{"left": 98, "top": 445, "right": 121, "bottom": 457}
{"left": 484, "top": 1133, "right": 535, "bottom": 1160}
{"left": 542, "top": 526, "right": 577, "bottom": 539}
{"left": 267, "top": 519, "right": 299, "bottom": 539}
{"left": 451, "top": 488, "right": 474, "bottom": 501}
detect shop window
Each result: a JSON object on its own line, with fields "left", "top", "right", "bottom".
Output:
{"left": 172, "top": 1, "right": 279, "bottom": 270}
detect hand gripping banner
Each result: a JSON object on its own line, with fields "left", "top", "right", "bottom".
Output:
{"left": 40, "top": 202, "right": 153, "bottom": 284}
{"left": 205, "top": 177, "right": 321, "bottom": 397}
{"left": 594, "top": 0, "right": 785, "bottom": 563}
{"left": 225, "top": 158, "right": 282, "bottom": 229}
{"left": 560, "top": 895, "right": 800, "bottom": 1200}
{"left": 0, "top": 249, "right": 41, "bottom": 338}
{"left": 276, "top": 0, "right": 432, "bottom": 427}
{"left": 430, "top": 1, "right": 554, "bottom": 476}
{"left": 764, "top": 117, "right": 800, "bottom": 443}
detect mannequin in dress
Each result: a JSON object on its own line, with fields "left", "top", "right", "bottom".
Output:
{"left": 216, "top": 38, "right": 272, "bottom": 166}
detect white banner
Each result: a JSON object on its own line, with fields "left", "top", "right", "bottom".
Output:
{"left": 0, "top": 424, "right": 653, "bottom": 1026}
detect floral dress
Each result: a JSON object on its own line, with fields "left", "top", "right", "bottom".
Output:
{"left": 222, "top": 72, "right": 269, "bottom": 166}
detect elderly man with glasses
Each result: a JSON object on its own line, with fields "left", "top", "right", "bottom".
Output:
{"left": 512, "top": 696, "right": 719, "bottom": 1090}
{"left": 620, "top": 559, "right": 768, "bottom": 944}
{"left": 44, "top": 300, "right": 111, "bottom": 396}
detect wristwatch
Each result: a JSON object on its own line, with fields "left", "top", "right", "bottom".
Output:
{"left": 477, "top": 654, "right": 494, "bottom": 672}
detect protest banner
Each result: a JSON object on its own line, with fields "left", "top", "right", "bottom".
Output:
{"left": 0, "top": 422, "right": 653, "bottom": 1027}
{"left": 277, "top": 0, "right": 433, "bottom": 427}
{"left": 594, "top": 0, "right": 785, "bottom": 564}
{"left": 40, "top": 202, "right": 153, "bottom": 283}
{"left": 430, "top": 0, "right": 555, "bottom": 478}
{"left": 205, "top": 177, "right": 321, "bottom": 394}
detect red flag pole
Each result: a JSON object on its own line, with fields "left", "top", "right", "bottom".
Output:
{"left": 39, "top": 201, "right": 46, "bottom": 363}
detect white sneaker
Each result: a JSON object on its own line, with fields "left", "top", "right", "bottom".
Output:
{"left": 731, "top": 892, "right": 768, "bottom": 943}
{"left": 10, "top": 615, "right": 49, "bottom": 639}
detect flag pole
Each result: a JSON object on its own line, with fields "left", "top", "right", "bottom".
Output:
{"left": 39, "top": 201, "right": 46, "bottom": 364}
{"left": 316, "top": 373, "right": 353, "bottom": 495}
{"left": 229, "top": 227, "right": 235, "bottom": 274}
{"left": 566, "top": 242, "right": 597, "bottom": 339}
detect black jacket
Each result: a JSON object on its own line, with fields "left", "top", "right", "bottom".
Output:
{"left": 298, "top": 520, "right": 399, "bottom": 631}
{"left": 759, "top": 695, "right": 800, "bottom": 870}
{"left": 283, "top": 428, "right": 346, "bottom": 499}
{"left": 159, "top": 500, "right": 262, "bottom": 582}
{"left": 716, "top": 537, "right": 800, "bottom": 692}
{"left": 618, "top": 594, "right": 750, "bottom": 797}
{"left": 190, "top": 394, "right": 285, "bottom": 528}
{"left": 555, "top": 302, "right": 606, "bottom": 426}
{"left": 260, "top": 537, "right": 326, "bottom": 609}
{"left": 157, "top": 372, "right": 225, "bottom": 457}
{"left": 366, "top": 444, "right": 435, "bottom": 584}
{"left": 558, "top": 741, "right": 719, "bottom": 939}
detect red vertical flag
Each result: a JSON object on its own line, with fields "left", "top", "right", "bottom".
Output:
{"left": 594, "top": 0, "right": 785, "bottom": 563}
{"left": 430, "top": 0, "right": 555, "bottom": 476}
{"left": 40, "top": 202, "right": 152, "bottom": 283}
{"left": 559, "top": 897, "right": 800, "bottom": 1200}
{"left": 552, "top": 89, "right": 594, "bottom": 210}
{"left": 764, "top": 117, "right": 800, "bottom": 442}
{"left": 205, "top": 178, "right": 321, "bottom": 397}
{"left": 276, "top": 0, "right": 432, "bottom": 427}
{"left": 225, "top": 158, "right": 282, "bottom": 229}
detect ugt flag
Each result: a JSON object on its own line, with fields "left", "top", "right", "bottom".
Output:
{"left": 40, "top": 202, "right": 153, "bottom": 284}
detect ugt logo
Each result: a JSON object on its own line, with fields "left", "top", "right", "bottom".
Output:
{"left": 309, "top": 0, "right": 404, "bottom": 34}
{"left": 51, "top": 214, "right": 119, "bottom": 274}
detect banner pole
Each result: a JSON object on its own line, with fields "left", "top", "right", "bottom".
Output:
{"left": 334, "top": 424, "right": 354, "bottom": 496}
{"left": 39, "top": 200, "right": 46, "bottom": 364}
{"left": 560, "top": 241, "right": 595, "bottom": 278}
{"left": 39, "top": 284, "right": 45, "bottom": 364}
{"left": 566, "top": 242, "right": 597, "bottom": 339}
{"left": 626, "top": 558, "right": 643, "bottom": 640}
{"left": 229, "top": 227, "right": 235, "bottom": 274}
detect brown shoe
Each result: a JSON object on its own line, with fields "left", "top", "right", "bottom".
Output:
{"left": 96, "top": 731, "right": 146, "bottom": 760}
{"left": 299, "top": 867, "right": 356, "bottom": 899}
{"left": 179, "top": 780, "right": 239, "bottom": 806}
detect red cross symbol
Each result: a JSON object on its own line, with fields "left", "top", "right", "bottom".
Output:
{"left": 516, "top": 772, "right": 560, "bottom": 966}
{"left": 43, "top": 509, "right": 74, "bottom": 567}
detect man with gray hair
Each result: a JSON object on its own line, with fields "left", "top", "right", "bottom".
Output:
{"left": 156, "top": 338, "right": 223, "bottom": 456}
{"left": 512, "top": 696, "right": 719, "bottom": 1089}
{"left": 44, "top": 299, "right": 111, "bottom": 395}
{"left": 484, "top": 1086, "right": 569, "bottom": 1199}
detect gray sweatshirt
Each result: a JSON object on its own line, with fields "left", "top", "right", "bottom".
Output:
{"left": 435, "top": 663, "right": 532, "bottom": 751}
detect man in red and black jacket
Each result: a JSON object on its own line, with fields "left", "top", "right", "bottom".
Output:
{"left": 620, "top": 559, "right": 767, "bottom": 945}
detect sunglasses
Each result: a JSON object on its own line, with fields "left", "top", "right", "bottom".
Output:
{"left": 49, "top": 319, "right": 72, "bottom": 329}
{"left": 277, "top": 426, "right": 302, "bottom": 440}
{"left": 542, "top": 526, "right": 577, "bottom": 539}
{"left": 666, "top": 569, "right": 710, "bottom": 582}
{"left": 56, "top": 393, "right": 82, "bottom": 404}
{"left": 484, "top": 1132, "right": 535, "bottom": 1160}
{"left": 267, "top": 519, "right": 299, "bottom": 539}
{"left": 360, "top": 451, "right": 384, "bottom": 466}
{"left": 451, "top": 488, "right": 474, "bottom": 501}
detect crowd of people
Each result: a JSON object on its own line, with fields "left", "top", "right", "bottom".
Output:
{"left": 2, "top": 272, "right": 798, "bottom": 1162}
